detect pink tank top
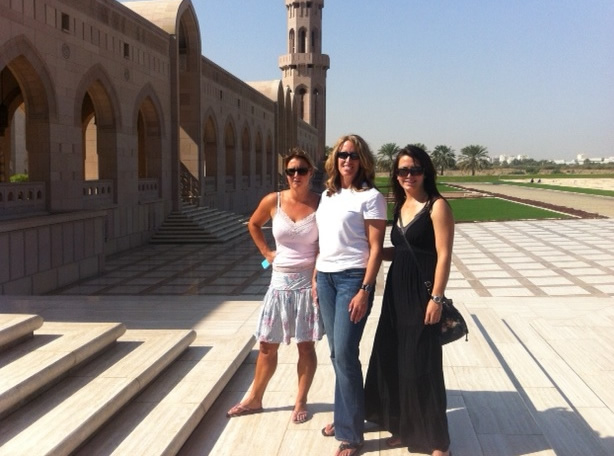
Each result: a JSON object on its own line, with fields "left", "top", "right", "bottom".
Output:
{"left": 271, "top": 192, "right": 318, "bottom": 270}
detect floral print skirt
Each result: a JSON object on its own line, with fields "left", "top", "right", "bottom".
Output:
{"left": 255, "top": 268, "right": 324, "bottom": 344}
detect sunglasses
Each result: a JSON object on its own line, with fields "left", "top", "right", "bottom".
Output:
{"left": 337, "top": 151, "right": 360, "bottom": 160}
{"left": 285, "top": 167, "right": 309, "bottom": 176}
{"left": 397, "top": 166, "right": 424, "bottom": 177}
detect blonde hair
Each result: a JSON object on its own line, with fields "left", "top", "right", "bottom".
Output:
{"left": 324, "top": 134, "right": 377, "bottom": 196}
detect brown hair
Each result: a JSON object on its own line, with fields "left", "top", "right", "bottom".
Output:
{"left": 283, "top": 147, "right": 316, "bottom": 170}
{"left": 323, "top": 134, "right": 377, "bottom": 196}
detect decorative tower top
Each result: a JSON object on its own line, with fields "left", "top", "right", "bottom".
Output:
{"left": 279, "top": 0, "right": 330, "bottom": 158}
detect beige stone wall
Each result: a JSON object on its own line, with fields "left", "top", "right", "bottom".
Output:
{"left": 0, "top": 0, "right": 321, "bottom": 295}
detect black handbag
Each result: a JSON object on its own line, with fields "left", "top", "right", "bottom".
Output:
{"left": 398, "top": 222, "right": 469, "bottom": 345}
{"left": 430, "top": 291, "right": 469, "bottom": 345}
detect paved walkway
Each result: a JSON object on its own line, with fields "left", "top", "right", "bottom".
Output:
{"left": 2, "top": 187, "right": 614, "bottom": 455}
{"left": 172, "top": 218, "right": 614, "bottom": 456}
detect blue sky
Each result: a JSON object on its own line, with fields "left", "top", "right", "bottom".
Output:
{"left": 193, "top": 1, "right": 614, "bottom": 161}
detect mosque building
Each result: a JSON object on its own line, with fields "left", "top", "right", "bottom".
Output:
{"left": 0, "top": 0, "right": 329, "bottom": 294}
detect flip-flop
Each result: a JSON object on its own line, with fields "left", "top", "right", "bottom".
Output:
{"left": 336, "top": 441, "right": 363, "bottom": 456}
{"left": 291, "top": 409, "right": 310, "bottom": 424}
{"left": 385, "top": 436, "right": 403, "bottom": 448}
{"left": 226, "top": 402, "right": 263, "bottom": 418}
{"left": 321, "top": 423, "right": 335, "bottom": 437}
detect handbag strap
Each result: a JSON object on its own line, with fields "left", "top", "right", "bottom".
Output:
{"left": 396, "top": 220, "right": 433, "bottom": 292}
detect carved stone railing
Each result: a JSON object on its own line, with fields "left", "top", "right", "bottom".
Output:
{"left": 138, "top": 178, "right": 160, "bottom": 202}
{"left": 0, "top": 182, "right": 46, "bottom": 214}
{"left": 83, "top": 179, "right": 114, "bottom": 208}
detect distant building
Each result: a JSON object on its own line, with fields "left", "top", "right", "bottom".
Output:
{"left": 0, "top": 0, "right": 329, "bottom": 294}
{"left": 497, "top": 154, "right": 529, "bottom": 164}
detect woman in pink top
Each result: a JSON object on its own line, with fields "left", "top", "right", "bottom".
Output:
{"left": 226, "top": 147, "right": 323, "bottom": 424}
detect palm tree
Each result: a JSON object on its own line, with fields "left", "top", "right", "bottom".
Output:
{"left": 458, "top": 145, "right": 490, "bottom": 176}
{"left": 430, "top": 145, "right": 456, "bottom": 175}
{"left": 376, "top": 143, "right": 400, "bottom": 172}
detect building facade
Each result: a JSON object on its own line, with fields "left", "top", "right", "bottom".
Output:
{"left": 0, "top": 0, "right": 329, "bottom": 294}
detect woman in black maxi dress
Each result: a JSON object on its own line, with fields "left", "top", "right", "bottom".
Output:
{"left": 364, "top": 146, "right": 453, "bottom": 456}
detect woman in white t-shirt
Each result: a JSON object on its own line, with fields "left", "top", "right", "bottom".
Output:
{"left": 316, "top": 134, "right": 387, "bottom": 456}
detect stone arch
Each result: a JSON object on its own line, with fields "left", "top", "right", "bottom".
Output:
{"left": 137, "top": 101, "right": 162, "bottom": 181}
{"left": 0, "top": 35, "right": 57, "bottom": 120}
{"left": 255, "top": 129, "right": 263, "bottom": 185}
{"left": 175, "top": 3, "right": 202, "bottom": 204}
{"left": 296, "top": 85, "right": 307, "bottom": 121}
{"left": 203, "top": 111, "right": 218, "bottom": 192}
{"left": 298, "top": 27, "right": 307, "bottom": 53}
{"left": 223, "top": 117, "right": 237, "bottom": 191}
{"left": 74, "top": 64, "right": 121, "bottom": 129}
{"left": 311, "top": 26, "right": 320, "bottom": 52}
{"left": 175, "top": 1, "right": 202, "bottom": 65}
{"left": 132, "top": 83, "right": 165, "bottom": 137}
{"left": 289, "top": 29, "right": 296, "bottom": 53}
{"left": 75, "top": 65, "right": 120, "bottom": 190}
{"left": 240, "top": 122, "right": 251, "bottom": 188}
{"left": 0, "top": 36, "right": 55, "bottom": 187}
{"left": 132, "top": 83, "right": 164, "bottom": 192}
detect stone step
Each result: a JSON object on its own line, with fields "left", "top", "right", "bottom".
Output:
{"left": 0, "top": 313, "right": 43, "bottom": 350}
{"left": 151, "top": 206, "right": 248, "bottom": 244}
{"left": 0, "top": 328, "right": 196, "bottom": 455}
{"left": 74, "top": 331, "right": 255, "bottom": 456}
{"left": 0, "top": 321, "right": 126, "bottom": 419}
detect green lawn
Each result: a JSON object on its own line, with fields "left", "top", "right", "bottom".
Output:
{"left": 385, "top": 197, "right": 571, "bottom": 223}
{"left": 375, "top": 175, "right": 594, "bottom": 222}
{"left": 447, "top": 197, "right": 572, "bottom": 222}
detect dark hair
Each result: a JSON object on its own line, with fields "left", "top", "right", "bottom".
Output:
{"left": 283, "top": 147, "right": 316, "bottom": 170}
{"left": 324, "top": 134, "right": 376, "bottom": 196}
{"left": 391, "top": 145, "right": 442, "bottom": 216}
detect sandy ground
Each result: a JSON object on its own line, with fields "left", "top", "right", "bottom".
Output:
{"left": 458, "top": 180, "right": 614, "bottom": 218}
{"left": 501, "top": 177, "right": 614, "bottom": 191}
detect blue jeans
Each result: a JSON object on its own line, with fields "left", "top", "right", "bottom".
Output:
{"left": 317, "top": 268, "right": 374, "bottom": 445}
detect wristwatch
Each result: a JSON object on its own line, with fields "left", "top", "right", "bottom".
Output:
{"left": 431, "top": 295, "right": 443, "bottom": 304}
{"left": 360, "top": 283, "right": 374, "bottom": 293}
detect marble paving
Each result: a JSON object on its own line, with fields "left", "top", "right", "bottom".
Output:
{"left": 177, "top": 219, "right": 614, "bottom": 456}
{"left": 2, "top": 218, "right": 614, "bottom": 455}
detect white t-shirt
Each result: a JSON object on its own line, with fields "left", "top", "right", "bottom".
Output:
{"left": 316, "top": 187, "right": 387, "bottom": 272}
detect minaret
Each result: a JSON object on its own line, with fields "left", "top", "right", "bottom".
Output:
{"left": 279, "top": 0, "right": 329, "bottom": 159}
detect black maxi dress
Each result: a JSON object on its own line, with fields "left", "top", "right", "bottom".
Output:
{"left": 364, "top": 201, "right": 450, "bottom": 454}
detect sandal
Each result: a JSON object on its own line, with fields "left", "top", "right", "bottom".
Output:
{"left": 336, "top": 442, "right": 363, "bottom": 456}
{"left": 321, "top": 422, "right": 335, "bottom": 437}
{"left": 291, "top": 409, "right": 310, "bottom": 424}
{"left": 385, "top": 435, "right": 403, "bottom": 448}
{"left": 226, "top": 402, "right": 263, "bottom": 418}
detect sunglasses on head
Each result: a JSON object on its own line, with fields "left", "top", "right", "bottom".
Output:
{"left": 285, "top": 167, "right": 309, "bottom": 176}
{"left": 337, "top": 151, "right": 360, "bottom": 160}
{"left": 397, "top": 166, "right": 424, "bottom": 177}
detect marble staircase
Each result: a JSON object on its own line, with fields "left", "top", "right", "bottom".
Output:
{"left": 0, "top": 313, "right": 253, "bottom": 455}
{"left": 150, "top": 205, "right": 249, "bottom": 244}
